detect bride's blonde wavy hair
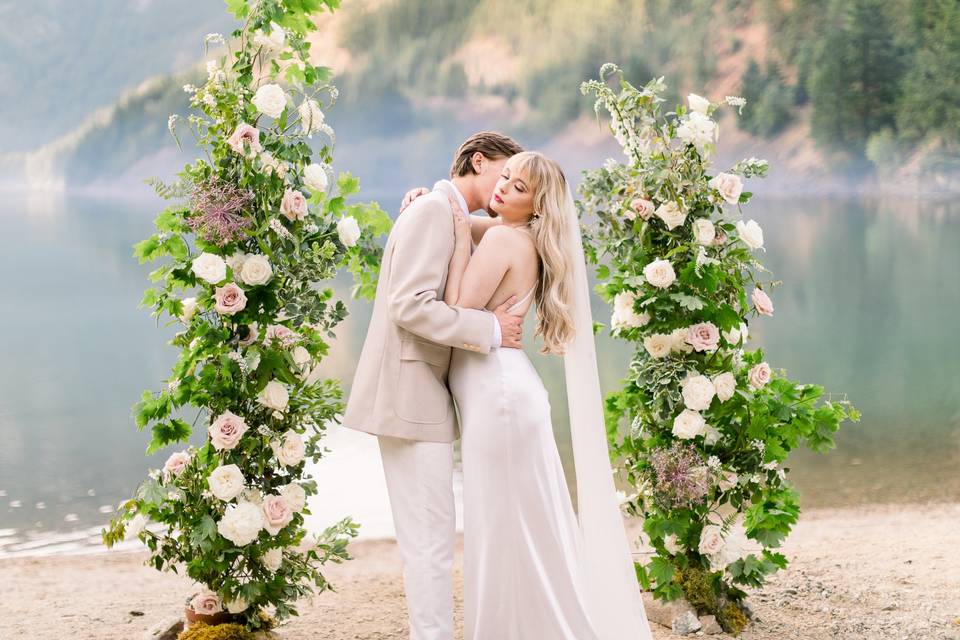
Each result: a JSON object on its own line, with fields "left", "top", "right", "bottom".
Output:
{"left": 510, "top": 151, "right": 575, "bottom": 355}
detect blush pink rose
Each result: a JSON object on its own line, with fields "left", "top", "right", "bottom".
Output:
{"left": 227, "top": 123, "right": 262, "bottom": 155}
{"left": 214, "top": 283, "right": 247, "bottom": 316}
{"left": 713, "top": 231, "right": 728, "bottom": 246}
{"left": 264, "top": 324, "right": 296, "bottom": 346}
{"left": 685, "top": 322, "right": 720, "bottom": 352}
{"left": 261, "top": 494, "right": 294, "bottom": 535}
{"left": 628, "top": 198, "right": 655, "bottom": 221}
{"left": 162, "top": 450, "right": 191, "bottom": 480}
{"left": 189, "top": 588, "right": 222, "bottom": 615}
{"left": 751, "top": 287, "right": 774, "bottom": 316}
{"left": 279, "top": 188, "right": 308, "bottom": 221}
{"left": 208, "top": 410, "right": 249, "bottom": 451}
{"left": 748, "top": 362, "right": 772, "bottom": 389}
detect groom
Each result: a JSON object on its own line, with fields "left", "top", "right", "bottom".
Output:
{"left": 343, "top": 131, "right": 525, "bottom": 640}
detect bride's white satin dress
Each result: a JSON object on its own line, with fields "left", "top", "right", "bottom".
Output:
{"left": 449, "top": 286, "right": 599, "bottom": 640}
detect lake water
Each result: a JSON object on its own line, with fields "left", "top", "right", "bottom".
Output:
{"left": 1, "top": 192, "right": 957, "bottom": 557}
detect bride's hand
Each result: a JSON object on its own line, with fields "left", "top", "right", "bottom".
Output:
{"left": 399, "top": 187, "right": 430, "bottom": 214}
{"left": 447, "top": 195, "right": 471, "bottom": 249}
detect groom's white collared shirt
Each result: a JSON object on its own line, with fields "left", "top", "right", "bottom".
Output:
{"left": 433, "top": 179, "right": 502, "bottom": 349}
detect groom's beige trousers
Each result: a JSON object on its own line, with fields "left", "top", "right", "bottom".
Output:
{"left": 378, "top": 435, "right": 456, "bottom": 640}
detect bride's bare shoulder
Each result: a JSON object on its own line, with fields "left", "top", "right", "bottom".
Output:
{"left": 479, "top": 223, "right": 535, "bottom": 250}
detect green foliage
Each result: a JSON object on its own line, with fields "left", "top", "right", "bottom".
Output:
{"left": 579, "top": 64, "right": 859, "bottom": 634}
{"left": 101, "top": 0, "right": 390, "bottom": 631}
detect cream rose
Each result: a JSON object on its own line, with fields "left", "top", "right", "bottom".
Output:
{"left": 261, "top": 547, "right": 283, "bottom": 572}
{"left": 214, "top": 282, "right": 247, "bottom": 316}
{"left": 298, "top": 99, "right": 325, "bottom": 135}
{"left": 226, "top": 251, "right": 249, "bottom": 274}
{"left": 252, "top": 83, "right": 287, "bottom": 119}
{"left": 208, "top": 464, "right": 245, "bottom": 502}
{"left": 692, "top": 218, "right": 716, "bottom": 245}
{"left": 226, "top": 123, "right": 262, "bottom": 155}
{"left": 686, "top": 322, "right": 720, "bottom": 352}
{"left": 258, "top": 151, "right": 287, "bottom": 178}
{"left": 303, "top": 163, "right": 329, "bottom": 193}
{"left": 643, "top": 333, "right": 673, "bottom": 359}
{"left": 190, "top": 588, "right": 222, "bottom": 615}
{"left": 751, "top": 287, "right": 774, "bottom": 316}
{"left": 292, "top": 346, "right": 312, "bottom": 379}
{"left": 208, "top": 410, "right": 248, "bottom": 451}
{"left": 611, "top": 291, "right": 650, "bottom": 330}
{"left": 703, "top": 423, "right": 721, "bottom": 446}
{"left": 722, "top": 322, "right": 748, "bottom": 345}
{"left": 682, "top": 374, "right": 716, "bottom": 411}
{"left": 191, "top": 252, "right": 227, "bottom": 284}
{"left": 627, "top": 198, "right": 655, "bottom": 221}
{"left": 261, "top": 494, "right": 294, "bottom": 536}
{"left": 179, "top": 297, "right": 198, "bottom": 323}
{"left": 708, "top": 172, "right": 744, "bottom": 204}
{"left": 698, "top": 524, "right": 725, "bottom": 556}
{"left": 163, "top": 450, "right": 191, "bottom": 479}
{"left": 280, "top": 188, "right": 309, "bottom": 221}
{"left": 718, "top": 470, "right": 739, "bottom": 492}
{"left": 280, "top": 483, "right": 306, "bottom": 512}
{"left": 217, "top": 501, "right": 263, "bottom": 546}
{"left": 252, "top": 21, "right": 285, "bottom": 53}
{"left": 670, "top": 327, "right": 694, "bottom": 354}
{"left": 736, "top": 219, "right": 764, "bottom": 250}
{"left": 687, "top": 93, "right": 711, "bottom": 115}
{"left": 748, "top": 362, "right": 771, "bottom": 389}
{"left": 272, "top": 429, "right": 305, "bottom": 467}
{"left": 664, "top": 534, "right": 682, "bottom": 555}
{"left": 258, "top": 380, "right": 289, "bottom": 413}
{"left": 643, "top": 258, "right": 676, "bottom": 289}
{"left": 226, "top": 597, "right": 249, "bottom": 614}
{"left": 677, "top": 111, "right": 717, "bottom": 149}
{"left": 712, "top": 372, "right": 737, "bottom": 402}
{"left": 337, "top": 216, "right": 361, "bottom": 247}
{"left": 672, "top": 409, "right": 706, "bottom": 439}
{"left": 240, "top": 254, "right": 272, "bottom": 286}
{"left": 654, "top": 201, "right": 686, "bottom": 230}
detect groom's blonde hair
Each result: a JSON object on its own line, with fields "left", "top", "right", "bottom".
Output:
{"left": 450, "top": 131, "right": 524, "bottom": 177}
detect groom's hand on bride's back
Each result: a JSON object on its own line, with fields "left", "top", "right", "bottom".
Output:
{"left": 494, "top": 297, "right": 523, "bottom": 349}
{"left": 399, "top": 187, "right": 430, "bottom": 213}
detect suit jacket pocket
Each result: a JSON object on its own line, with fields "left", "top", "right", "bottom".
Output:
{"left": 395, "top": 339, "right": 451, "bottom": 424}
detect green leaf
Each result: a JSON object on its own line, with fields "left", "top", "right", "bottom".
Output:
{"left": 224, "top": 0, "right": 249, "bottom": 19}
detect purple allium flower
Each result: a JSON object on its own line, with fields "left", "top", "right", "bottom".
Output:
{"left": 188, "top": 177, "right": 255, "bottom": 246}
{"left": 648, "top": 442, "right": 710, "bottom": 509}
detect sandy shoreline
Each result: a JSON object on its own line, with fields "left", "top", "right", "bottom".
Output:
{"left": 1, "top": 502, "right": 958, "bottom": 640}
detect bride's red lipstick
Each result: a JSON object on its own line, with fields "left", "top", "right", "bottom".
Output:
{"left": 494, "top": 194, "right": 504, "bottom": 204}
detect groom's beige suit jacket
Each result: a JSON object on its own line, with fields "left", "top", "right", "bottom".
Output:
{"left": 342, "top": 186, "right": 495, "bottom": 443}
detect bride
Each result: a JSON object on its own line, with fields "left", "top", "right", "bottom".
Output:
{"left": 403, "top": 151, "right": 652, "bottom": 640}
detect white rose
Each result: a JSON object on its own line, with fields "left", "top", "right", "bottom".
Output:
{"left": 611, "top": 291, "right": 650, "bottom": 330}
{"left": 226, "top": 251, "right": 249, "bottom": 274}
{"left": 643, "top": 258, "right": 676, "bottom": 289}
{"left": 654, "top": 201, "right": 686, "bottom": 230}
{"left": 736, "top": 219, "right": 764, "bottom": 250}
{"left": 337, "top": 216, "right": 361, "bottom": 247}
{"left": 643, "top": 333, "right": 673, "bottom": 359}
{"left": 180, "top": 297, "right": 198, "bottom": 323}
{"left": 702, "top": 423, "right": 721, "bottom": 446}
{"left": 261, "top": 547, "right": 283, "bottom": 572}
{"left": 258, "top": 380, "right": 289, "bottom": 412}
{"left": 252, "top": 83, "right": 287, "bottom": 119}
{"left": 672, "top": 409, "right": 706, "bottom": 439}
{"left": 252, "top": 21, "right": 285, "bottom": 53}
{"left": 682, "top": 374, "right": 716, "bottom": 411}
{"left": 259, "top": 152, "right": 287, "bottom": 178}
{"left": 240, "top": 254, "right": 273, "bottom": 286}
{"left": 303, "top": 163, "right": 329, "bottom": 193}
{"left": 687, "top": 93, "right": 711, "bottom": 115}
{"left": 298, "top": 99, "right": 325, "bottom": 135}
{"left": 217, "top": 502, "right": 263, "bottom": 546}
{"left": 272, "top": 430, "right": 305, "bottom": 467}
{"left": 190, "top": 588, "right": 222, "bottom": 615}
{"left": 708, "top": 172, "right": 744, "bottom": 204}
{"left": 722, "top": 322, "right": 748, "bottom": 346}
{"left": 698, "top": 524, "right": 725, "bottom": 556}
{"left": 718, "top": 470, "right": 739, "bottom": 492}
{"left": 712, "top": 372, "right": 737, "bottom": 402}
{"left": 280, "top": 483, "right": 306, "bottom": 512}
{"left": 748, "top": 362, "right": 772, "bottom": 390}
{"left": 670, "top": 327, "right": 694, "bottom": 354}
{"left": 191, "top": 252, "right": 227, "bottom": 284}
{"left": 664, "top": 534, "right": 682, "bottom": 555}
{"left": 226, "top": 597, "right": 249, "bottom": 614}
{"left": 208, "top": 464, "right": 245, "bottom": 502}
{"left": 292, "top": 346, "right": 312, "bottom": 379}
{"left": 692, "top": 218, "right": 716, "bottom": 245}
